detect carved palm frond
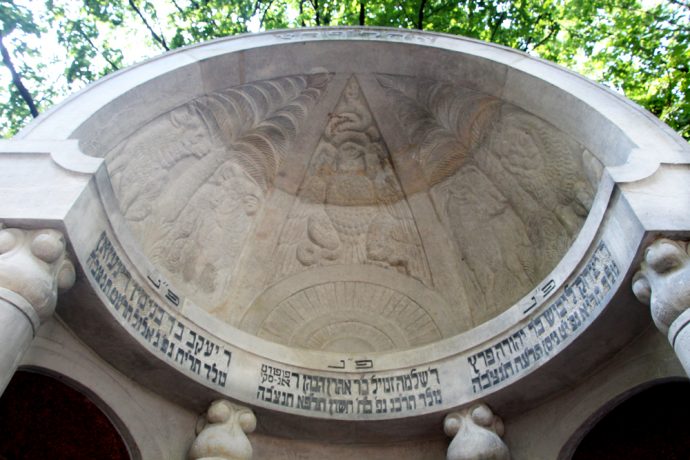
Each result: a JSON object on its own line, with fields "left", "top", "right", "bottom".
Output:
{"left": 377, "top": 74, "right": 500, "bottom": 187}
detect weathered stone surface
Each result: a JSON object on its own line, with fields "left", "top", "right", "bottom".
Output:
{"left": 633, "top": 238, "right": 690, "bottom": 335}
{"left": 444, "top": 403, "right": 510, "bottom": 460}
{"left": 0, "top": 226, "right": 75, "bottom": 393}
{"left": 101, "top": 66, "right": 595, "bottom": 352}
{"left": 189, "top": 400, "right": 256, "bottom": 460}
{"left": 4, "top": 29, "right": 690, "bottom": 459}
{"left": 0, "top": 227, "right": 75, "bottom": 321}
{"left": 633, "top": 238, "right": 690, "bottom": 376}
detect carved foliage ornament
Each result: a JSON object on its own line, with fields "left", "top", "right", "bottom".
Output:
{"left": 444, "top": 404, "right": 510, "bottom": 460}
{"left": 379, "top": 74, "right": 595, "bottom": 319}
{"left": 106, "top": 73, "right": 332, "bottom": 310}
{"left": 0, "top": 227, "right": 75, "bottom": 323}
{"left": 632, "top": 238, "right": 690, "bottom": 335}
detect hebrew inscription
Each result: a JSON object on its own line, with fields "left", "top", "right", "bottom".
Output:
{"left": 87, "top": 231, "right": 232, "bottom": 387}
{"left": 467, "top": 241, "right": 619, "bottom": 393}
{"left": 256, "top": 363, "right": 443, "bottom": 416}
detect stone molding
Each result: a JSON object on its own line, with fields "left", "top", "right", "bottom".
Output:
{"left": 444, "top": 403, "right": 510, "bottom": 460}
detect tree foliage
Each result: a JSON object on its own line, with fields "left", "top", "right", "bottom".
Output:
{"left": 0, "top": 0, "right": 688, "bottom": 140}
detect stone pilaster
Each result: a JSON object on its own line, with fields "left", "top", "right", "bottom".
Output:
{"left": 633, "top": 238, "right": 690, "bottom": 376}
{"left": 189, "top": 400, "right": 257, "bottom": 460}
{"left": 444, "top": 403, "right": 510, "bottom": 460}
{"left": 0, "top": 227, "right": 75, "bottom": 393}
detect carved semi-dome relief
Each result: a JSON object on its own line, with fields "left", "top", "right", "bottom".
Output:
{"left": 103, "top": 71, "right": 597, "bottom": 352}
{"left": 271, "top": 76, "right": 433, "bottom": 286}
{"left": 106, "top": 73, "right": 332, "bottom": 307}
{"left": 249, "top": 281, "right": 444, "bottom": 353}
{"left": 378, "top": 75, "right": 596, "bottom": 322}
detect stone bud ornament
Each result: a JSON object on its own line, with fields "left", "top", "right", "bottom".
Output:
{"left": 189, "top": 400, "right": 257, "bottom": 460}
{"left": 632, "top": 238, "right": 690, "bottom": 335}
{"left": 0, "top": 227, "right": 76, "bottom": 322}
{"left": 444, "top": 403, "right": 510, "bottom": 460}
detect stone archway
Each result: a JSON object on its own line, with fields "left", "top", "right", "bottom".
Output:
{"left": 0, "top": 370, "right": 133, "bottom": 460}
{"left": 567, "top": 379, "right": 690, "bottom": 459}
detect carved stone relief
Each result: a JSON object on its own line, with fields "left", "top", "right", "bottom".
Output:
{"left": 105, "top": 73, "right": 331, "bottom": 311}
{"left": 378, "top": 75, "right": 595, "bottom": 322}
{"left": 271, "top": 76, "right": 432, "bottom": 287}
{"left": 254, "top": 281, "right": 443, "bottom": 352}
{"left": 444, "top": 404, "right": 510, "bottom": 460}
{"left": 0, "top": 227, "right": 76, "bottom": 322}
{"left": 189, "top": 400, "right": 256, "bottom": 460}
{"left": 104, "top": 70, "right": 597, "bottom": 352}
{"left": 632, "top": 238, "right": 690, "bottom": 335}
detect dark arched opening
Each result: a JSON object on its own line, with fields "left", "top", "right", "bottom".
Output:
{"left": 572, "top": 380, "right": 690, "bottom": 459}
{"left": 0, "top": 370, "right": 131, "bottom": 460}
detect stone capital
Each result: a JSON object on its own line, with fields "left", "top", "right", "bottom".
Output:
{"left": 0, "top": 226, "right": 76, "bottom": 331}
{"left": 632, "top": 238, "right": 690, "bottom": 336}
{"left": 189, "top": 400, "right": 257, "bottom": 460}
{"left": 444, "top": 403, "right": 510, "bottom": 460}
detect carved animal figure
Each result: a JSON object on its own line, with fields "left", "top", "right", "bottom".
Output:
{"left": 379, "top": 75, "right": 594, "bottom": 314}
{"left": 105, "top": 74, "right": 331, "bottom": 311}
{"left": 273, "top": 76, "right": 431, "bottom": 286}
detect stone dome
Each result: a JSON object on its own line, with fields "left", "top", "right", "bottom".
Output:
{"left": 88, "top": 37, "right": 597, "bottom": 354}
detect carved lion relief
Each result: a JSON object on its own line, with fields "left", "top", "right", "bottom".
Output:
{"left": 378, "top": 75, "right": 595, "bottom": 321}
{"left": 105, "top": 73, "right": 331, "bottom": 309}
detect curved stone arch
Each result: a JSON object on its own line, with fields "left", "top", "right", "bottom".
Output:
{"left": 18, "top": 322, "right": 197, "bottom": 460}
{"left": 4, "top": 27, "right": 688, "bottom": 432}
{"left": 8, "top": 366, "right": 138, "bottom": 459}
{"left": 557, "top": 377, "right": 690, "bottom": 460}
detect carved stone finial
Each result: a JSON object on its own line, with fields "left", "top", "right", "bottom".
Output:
{"left": 632, "top": 238, "right": 690, "bottom": 335}
{"left": 0, "top": 227, "right": 75, "bottom": 325}
{"left": 444, "top": 403, "right": 510, "bottom": 460}
{"left": 189, "top": 400, "right": 256, "bottom": 460}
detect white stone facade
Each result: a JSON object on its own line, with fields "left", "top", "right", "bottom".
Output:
{"left": 1, "top": 28, "right": 689, "bottom": 459}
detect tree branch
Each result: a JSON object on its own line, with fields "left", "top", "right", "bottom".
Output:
{"left": 359, "top": 0, "right": 366, "bottom": 25}
{"left": 299, "top": 0, "right": 306, "bottom": 26}
{"left": 260, "top": 0, "right": 276, "bottom": 29}
{"left": 0, "top": 32, "right": 38, "bottom": 118}
{"left": 532, "top": 26, "right": 558, "bottom": 50}
{"left": 128, "top": 0, "right": 169, "bottom": 51}
{"left": 74, "top": 23, "right": 119, "bottom": 71}
{"left": 489, "top": 11, "right": 506, "bottom": 41}
{"left": 417, "top": 0, "right": 427, "bottom": 29}
{"left": 309, "top": 0, "right": 321, "bottom": 26}
{"left": 171, "top": 0, "right": 186, "bottom": 15}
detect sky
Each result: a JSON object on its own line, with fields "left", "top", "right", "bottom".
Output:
{"left": 0, "top": 0, "right": 675, "bottom": 129}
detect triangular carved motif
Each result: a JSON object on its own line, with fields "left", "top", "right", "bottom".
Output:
{"left": 271, "top": 75, "right": 433, "bottom": 287}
